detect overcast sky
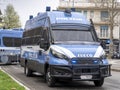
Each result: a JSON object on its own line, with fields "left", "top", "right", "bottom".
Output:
{"left": 0, "top": 0, "right": 59, "bottom": 28}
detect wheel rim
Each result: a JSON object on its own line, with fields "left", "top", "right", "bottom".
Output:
{"left": 25, "top": 67, "right": 28, "bottom": 75}
{"left": 1, "top": 56, "right": 9, "bottom": 64}
{"left": 46, "top": 71, "right": 51, "bottom": 85}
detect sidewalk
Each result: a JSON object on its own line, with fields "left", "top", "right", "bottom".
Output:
{"left": 108, "top": 59, "right": 120, "bottom": 72}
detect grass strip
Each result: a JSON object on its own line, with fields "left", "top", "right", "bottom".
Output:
{"left": 0, "top": 70, "right": 25, "bottom": 90}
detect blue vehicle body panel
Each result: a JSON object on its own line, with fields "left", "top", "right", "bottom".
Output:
{"left": 54, "top": 44, "right": 98, "bottom": 57}
{"left": 0, "top": 29, "right": 23, "bottom": 47}
{"left": 48, "top": 11, "right": 90, "bottom": 24}
{"left": 21, "top": 43, "right": 108, "bottom": 65}
{"left": 25, "top": 11, "right": 90, "bottom": 31}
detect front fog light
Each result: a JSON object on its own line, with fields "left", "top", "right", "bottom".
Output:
{"left": 71, "top": 60, "right": 77, "bottom": 64}
{"left": 93, "top": 60, "right": 98, "bottom": 64}
{"left": 53, "top": 69, "right": 71, "bottom": 76}
{"left": 10, "top": 53, "right": 14, "bottom": 55}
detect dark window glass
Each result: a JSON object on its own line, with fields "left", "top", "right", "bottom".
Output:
{"left": 53, "top": 29, "right": 94, "bottom": 42}
{"left": 3, "top": 37, "right": 22, "bottom": 47}
{"left": 101, "top": 11, "right": 109, "bottom": 21}
{"left": 23, "top": 27, "right": 43, "bottom": 45}
{"left": 100, "top": 25, "right": 109, "bottom": 37}
{"left": 23, "top": 17, "right": 49, "bottom": 45}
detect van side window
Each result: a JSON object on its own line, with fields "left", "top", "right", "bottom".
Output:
{"left": 22, "top": 27, "right": 42, "bottom": 45}
{"left": 22, "top": 18, "right": 48, "bottom": 46}
{"left": 40, "top": 27, "right": 50, "bottom": 50}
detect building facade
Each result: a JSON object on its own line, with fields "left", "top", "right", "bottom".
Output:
{"left": 58, "top": 0, "right": 120, "bottom": 52}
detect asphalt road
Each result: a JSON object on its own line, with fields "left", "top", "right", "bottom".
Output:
{"left": 1, "top": 64, "right": 120, "bottom": 90}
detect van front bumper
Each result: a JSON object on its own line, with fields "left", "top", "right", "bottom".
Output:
{"left": 50, "top": 64, "right": 111, "bottom": 81}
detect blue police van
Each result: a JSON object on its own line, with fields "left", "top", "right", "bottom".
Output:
{"left": 20, "top": 8, "right": 111, "bottom": 87}
{"left": 0, "top": 28, "right": 23, "bottom": 64}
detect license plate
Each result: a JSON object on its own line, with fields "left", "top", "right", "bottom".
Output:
{"left": 81, "top": 75, "right": 92, "bottom": 79}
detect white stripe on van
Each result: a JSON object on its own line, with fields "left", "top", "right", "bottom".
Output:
{"left": 51, "top": 45, "right": 75, "bottom": 58}
{"left": 94, "top": 46, "right": 105, "bottom": 57}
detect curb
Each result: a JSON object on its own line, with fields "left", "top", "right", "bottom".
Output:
{"left": 111, "top": 68, "right": 120, "bottom": 72}
{"left": 109, "top": 60, "right": 120, "bottom": 72}
{"left": 0, "top": 67, "right": 30, "bottom": 90}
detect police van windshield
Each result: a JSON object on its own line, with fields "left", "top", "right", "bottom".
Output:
{"left": 52, "top": 29, "right": 94, "bottom": 43}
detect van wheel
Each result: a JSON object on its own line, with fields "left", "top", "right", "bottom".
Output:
{"left": 94, "top": 78, "right": 104, "bottom": 87}
{"left": 46, "top": 68, "right": 55, "bottom": 87}
{"left": 1, "top": 55, "right": 10, "bottom": 64}
{"left": 24, "top": 64, "right": 33, "bottom": 76}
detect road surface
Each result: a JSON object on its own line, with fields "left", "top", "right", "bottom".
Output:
{"left": 1, "top": 64, "right": 120, "bottom": 90}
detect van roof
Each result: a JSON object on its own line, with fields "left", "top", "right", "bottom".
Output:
{"left": 25, "top": 11, "right": 90, "bottom": 30}
{"left": 0, "top": 29, "right": 23, "bottom": 37}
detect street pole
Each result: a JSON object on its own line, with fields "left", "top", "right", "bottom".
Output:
{"left": 119, "top": 23, "right": 120, "bottom": 53}
{"left": 72, "top": 0, "right": 74, "bottom": 7}
{"left": 117, "top": 13, "right": 120, "bottom": 53}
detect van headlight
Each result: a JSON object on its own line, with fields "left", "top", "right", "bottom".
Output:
{"left": 100, "top": 54, "right": 107, "bottom": 59}
{"left": 50, "top": 49, "right": 69, "bottom": 60}
{"left": 100, "top": 54, "right": 107, "bottom": 64}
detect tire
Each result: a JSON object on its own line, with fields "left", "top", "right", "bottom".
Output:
{"left": 1, "top": 55, "right": 10, "bottom": 64}
{"left": 24, "top": 64, "right": 33, "bottom": 77}
{"left": 45, "top": 68, "right": 56, "bottom": 87}
{"left": 94, "top": 78, "right": 104, "bottom": 87}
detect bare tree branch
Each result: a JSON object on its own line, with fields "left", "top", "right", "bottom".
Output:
{"left": 93, "top": 0, "right": 120, "bottom": 58}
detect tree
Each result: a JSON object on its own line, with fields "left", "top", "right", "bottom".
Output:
{"left": 94, "top": 0, "right": 120, "bottom": 58}
{"left": 3, "top": 4, "right": 21, "bottom": 29}
{"left": 0, "top": 9, "right": 4, "bottom": 28}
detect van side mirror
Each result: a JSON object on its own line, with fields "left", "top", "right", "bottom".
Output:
{"left": 39, "top": 50, "right": 42, "bottom": 55}
{"left": 100, "top": 41, "right": 106, "bottom": 49}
